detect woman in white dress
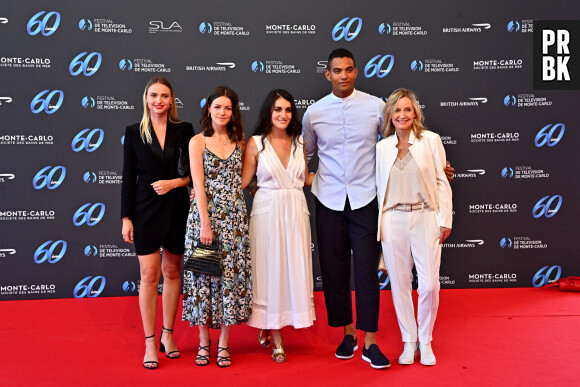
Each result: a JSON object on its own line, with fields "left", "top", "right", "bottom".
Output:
{"left": 241, "top": 89, "right": 316, "bottom": 363}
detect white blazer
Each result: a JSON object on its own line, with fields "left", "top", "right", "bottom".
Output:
{"left": 375, "top": 129, "right": 452, "bottom": 241}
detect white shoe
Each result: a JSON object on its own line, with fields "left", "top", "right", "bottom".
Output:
{"left": 420, "top": 343, "right": 436, "bottom": 366}
{"left": 398, "top": 342, "right": 419, "bottom": 365}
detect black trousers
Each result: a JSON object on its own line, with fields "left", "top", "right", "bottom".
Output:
{"left": 315, "top": 196, "right": 381, "bottom": 332}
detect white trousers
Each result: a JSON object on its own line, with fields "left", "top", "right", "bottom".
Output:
{"left": 380, "top": 208, "right": 441, "bottom": 343}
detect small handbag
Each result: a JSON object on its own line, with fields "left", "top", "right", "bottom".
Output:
{"left": 184, "top": 240, "right": 222, "bottom": 276}
{"left": 542, "top": 276, "right": 580, "bottom": 292}
{"left": 177, "top": 147, "right": 189, "bottom": 177}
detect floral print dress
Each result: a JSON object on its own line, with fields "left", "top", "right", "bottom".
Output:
{"left": 182, "top": 145, "right": 252, "bottom": 328}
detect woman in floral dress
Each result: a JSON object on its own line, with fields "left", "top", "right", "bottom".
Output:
{"left": 182, "top": 86, "right": 251, "bottom": 368}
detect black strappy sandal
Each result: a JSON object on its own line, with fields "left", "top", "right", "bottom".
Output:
{"left": 143, "top": 335, "right": 159, "bottom": 370}
{"left": 159, "top": 326, "right": 180, "bottom": 359}
{"left": 195, "top": 342, "right": 211, "bottom": 366}
{"left": 217, "top": 346, "right": 231, "bottom": 368}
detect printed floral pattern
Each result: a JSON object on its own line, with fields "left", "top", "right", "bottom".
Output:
{"left": 182, "top": 145, "right": 252, "bottom": 328}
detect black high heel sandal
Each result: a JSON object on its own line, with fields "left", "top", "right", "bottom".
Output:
{"left": 195, "top": 342, "right": 211, "bottom": 366}
{"left": 143, "top": 335, "right": 159, "bottom": 370}
{"left": 217, "top": 346, "right": 231, "bottom": 368}
{"left": 159, "top": 326, "right": 180, "bottom": 359}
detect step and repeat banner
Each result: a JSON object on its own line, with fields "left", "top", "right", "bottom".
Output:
{"left": 1, "top": 0, "right": 578, "bottom": 300}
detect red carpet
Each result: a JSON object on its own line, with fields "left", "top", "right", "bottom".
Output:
{"left": 1, "top": 289, "right": 578, "bottom": 386}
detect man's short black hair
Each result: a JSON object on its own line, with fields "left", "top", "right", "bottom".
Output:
{"left": 327, "top": 48, "right": 356, "bottom": 68}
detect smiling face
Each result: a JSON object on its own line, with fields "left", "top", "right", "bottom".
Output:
{"left": 325, "top": 56, "right": 358, "bottom": 98}
{"left": 391, "top": 97, "right": 416, "bottom": 132}
{"left": 271, "top": 97, "right": 292, "bottom": 132}
{"left": 209, "top": 96, "right": 233, "bottom": 129}
{"left": 146, "top": 83, "right": 172, "bottom": 116}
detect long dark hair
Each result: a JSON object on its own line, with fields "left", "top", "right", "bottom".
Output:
{"left": 253, "top": 89, "right": 302, "bottom": 154}
{"left": 199, "top": 86, "right": 244, "bottom": 142}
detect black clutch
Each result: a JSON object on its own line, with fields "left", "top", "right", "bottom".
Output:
{"left": 184, "top": 241, "right": 222, "bottom": 276}
{"left": 177, "top": 147, "right": 190, "bottom": 177}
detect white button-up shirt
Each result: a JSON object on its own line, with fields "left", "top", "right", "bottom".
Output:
{"left": 303, "top": 89, "right": 385, "bottom": 211}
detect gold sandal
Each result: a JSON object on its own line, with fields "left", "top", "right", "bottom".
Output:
{"left": 272, "top": 339, "right": 286, "bottom": 363}
{"left": 258, "top": 329, "right": 271, "bottom": 349}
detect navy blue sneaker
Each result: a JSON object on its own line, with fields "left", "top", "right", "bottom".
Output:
{"left": 362, "top": 344, "right": 391, "bottom": 369}
{"left": 335, "top": 335, "right": 358, "bottom": 359}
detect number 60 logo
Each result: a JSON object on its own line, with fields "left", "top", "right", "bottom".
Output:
{"left": 73, "top": 203, "right": 105, "bottom": 226}
{"left": 332, "top": 17, "right": 362, "bottom": 41}
{"left": 535, "top": 123, "right": 565, "bottom": 147}
{"left": 30, "top": 90, "right": 64, "bottom": 114}
{"left": 27, "top": 11, "right": 60, "bottom": 36}
{"left": 532, "top": 195, "right": 562, "bottom": 218}
{"left": 532, "top": 265, "right": 561, "bottom": 287}
{"left": 69, "top": 51, "right": 102, "bottom": 76}
{"left": 74, "top": 276, "right": 106, "bottom": 298}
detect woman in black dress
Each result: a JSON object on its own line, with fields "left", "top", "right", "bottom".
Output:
{"left": 121, "top": 77, "right": 194, "bottom": 369}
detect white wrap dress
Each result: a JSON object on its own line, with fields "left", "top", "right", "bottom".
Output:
{"left": 247, "top": 135, "right": 316, "bottom": 329}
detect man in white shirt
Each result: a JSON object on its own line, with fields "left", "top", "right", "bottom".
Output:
{"left": 302, "top": 48, "right": 390, "bottom": 369}
{"left": 304, "top": 49, "right": 453, "bottom": 369}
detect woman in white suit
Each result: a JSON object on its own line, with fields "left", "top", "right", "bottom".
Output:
{"left": 376, "top": 88, "right": 452, "bottom": 366}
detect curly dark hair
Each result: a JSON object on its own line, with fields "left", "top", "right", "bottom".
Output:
{"left": 200, "top": 86, "right": 244, "bottom": 142}
{"left": 253, "top": 89, "right": 302, "bottom": 155}
{"left": 328, "top": 48, "right": 356, "bottom": 68}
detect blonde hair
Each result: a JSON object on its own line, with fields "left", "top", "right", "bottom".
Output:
{"left": 382, "top": 88, "right": 426, "bottom": 139}
{"left": 139, "top": 77, "right": 181, "bottom": 144}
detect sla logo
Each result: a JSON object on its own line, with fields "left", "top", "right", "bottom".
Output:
{"left": 0, "top": 97, "right": 12, "bottom": 105}
{"left": 73, "top": 202, "right": 106, "bottom": 226}
{"left": 251, "top": 61, "right": 264, "bottom": 72}
{"left": 500, "top": 237, "right": 513, "bottom": 248}
{"left": 72, "top": 128, "right": 104, "bottom": 152}
{"left": 378, "top": 23, "right": 391, "bottom": 35}
{"left": 364, "top": 54, "right": 395, "bottom": 78}
{"left": 69, "top": 51, "right": 102, "bottom": 76}
{"left": 533, "top": 265, "right": 561, "bottom": 287}
{"left": 119, "top": 59, "right": 133, "bottom": 71}
{"left": 200, "top": 98, "right": 207, "bottom": 108}
{"left": 332, "top": 17, "right": 362, "bottom": 41}
{"left": 411, "top": 59, "right": 424, "bottom": 71}
{"left": 83, "top": 171, "right": 97, "bottom": 183}
{"left": 81, "top": 96, "right": 96, "bottom": 109}
{"left": 507, "top": 20, "right": 520, "bottom": 32}
{"left": 74, "top": 276, "right": 106, "bottom": 298}
{"left": 175, "top": 98, "right": 184, "bottom": 108}
{"left": 27, "top": 11, "right": 60, "bottom": 36}
{"left": 0, "top": 18, "right": 7, "bottom": 24}
{"left": 535, "top": 123, "right": 565, "bottom": 147}
{"left": 78, "top": 18, "right": 93, "bottom": 31}
{"left": 501, "top": 167, "right": 514, "bottom": 178}
{"left": 199, "top": 22, "right": 212, "bottom": 34}
{"left": 84, "top": 245, "right": 98, "bottom": 256}
{"left": 532, "top": 195, "right": 562, "bottom": 218}
{"left": 123, "top": 280, "right": 136, "bottom": 292}
{"left": 149, "top": 21, "right": 182, "bottom": 31}
{"left": 34, "top": 240, "right": 67, "bottom": 264}
{"left": 33, "top": 166, "right": 66, "bottom": 190}
{"left": 503, "top": 94, "right": 517, "bottom": 106}
{"left": 30, "top": 90, "right": 64, "bottom": 114}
